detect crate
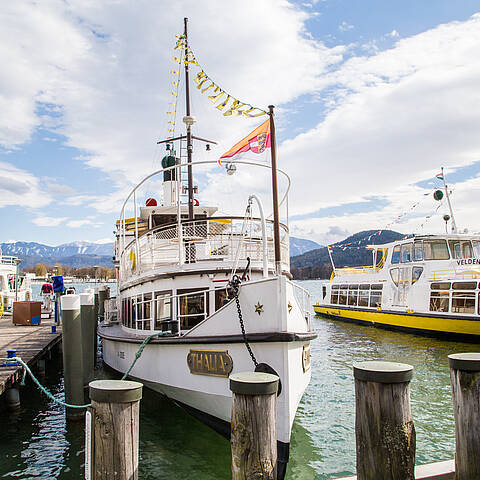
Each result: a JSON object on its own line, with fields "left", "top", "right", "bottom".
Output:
{"left": 13, "top": 301, "right": 42, "bottom": 325}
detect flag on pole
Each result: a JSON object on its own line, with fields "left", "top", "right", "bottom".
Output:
{"left": 219, "top": 118, "right": 271, "bottom": 165}
{"left": 436, "top": 172, "right": 444, "bottom": 180}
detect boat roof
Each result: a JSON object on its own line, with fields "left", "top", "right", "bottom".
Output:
{"left": 366, "top": 233, "right": 480, "bottom": 250}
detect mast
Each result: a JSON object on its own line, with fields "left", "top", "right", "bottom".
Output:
{"left": 184, "top": 17, "right": 194, "bottom": 221}
{"left": 268, "top": 105, "right": 282, "bottom": 275}
{"left": 441, "top": 167, "right": 458, "bottom": 233}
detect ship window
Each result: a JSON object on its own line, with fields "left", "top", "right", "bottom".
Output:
{"left": 431, "top": 282, "right": 451, "bottom": 290}
{"left": 348, "top": 288, "right": 358, "bottom": 306}
{"left": 358, "top": 288, "right": 369, "bottom": 307}
{"left": 392, "top": 245, "right": 401, "bottom": 264}
{"left": 412, "top": 266, "right": 423, "bottom": 284}
{"left": 390, "top": 268, "right": 399, "bottom": 286}
{"left": 338, "top": 288, "right": 347, "bottom": 305}
{"left": 215, "top": 288, "right": 229, "bottom": 310}
{"left": 178, "top": 288, "right": 209, "bottom": 329}
{"left": 424, "top": 240, "right": 450, "bottom": 260}
{"left": 430, "top": 291, "right": 449, "bottom": 312}
{"left": 349, "top": 284, "right": 359, "bottom": 290}
{"left": 331, "top": 290, "right": 339, "bottom": 304}
{"left": 154, "top": 290, "right": 173, "bottom": 332}
{"left": 369, "top": 289, "right": 382, "bottom": 308}
{"left": 452, "top": 291, "right": 475, "bottom": 314}
{"left": 401, "top": 243, "right": 413, "bottom": 263}
{"left": 371, "top": 284, "right": 383, "bottom": 290}
{"left": 449, "top": 240, "right": 473, "bottom": 259}
{"left": 452, "top": 282, "right": 477, "bottom": 290}
{"left": 127, "top": 297, "right": 132, "bottom": 327}
{"left": 473, "top": 240, "right": 480, "bottom": 259}
{"left": 332, "top": 285, "right": 340, "bottom": 290}
{"left": 413, "top": 242, "right": 424, "bottom": 261}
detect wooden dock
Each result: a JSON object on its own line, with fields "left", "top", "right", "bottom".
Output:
{"left": 0, "top": 316, "right": 61, "bottom": 396}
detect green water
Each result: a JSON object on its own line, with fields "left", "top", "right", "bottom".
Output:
{"left": 1, "top": 279, "right": 478, "bottom": 479}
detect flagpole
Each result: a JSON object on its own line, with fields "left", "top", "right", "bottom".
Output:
{"left": 327, "top": 246, "right": 336, "bottom": 272}
{"left": 184, "top": 17, "right": 194, "bottom": 221}
{"left": 268, "top": 105, "right": 282, "bottom": 275}
{"left": 441, "top": 167, "right": 458, "bottom": 234}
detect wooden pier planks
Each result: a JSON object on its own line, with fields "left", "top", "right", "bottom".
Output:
{"left": 0, "top": 316, "right": 61, "bottom": 396}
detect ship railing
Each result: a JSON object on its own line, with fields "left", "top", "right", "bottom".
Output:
{"left": 119, "top": 216, "right": 289, "bottom": 282}
{"left": 0, "top": 256, "right": 20, "bottom": 265}
{"left": 292, "top": 281, "right": 311, "bottom": 328}
{"left": 332, "top": 265, "right": 379, "bottom": 276}
{"left": 429, "top": 268, "right": 480, "bottom": 281}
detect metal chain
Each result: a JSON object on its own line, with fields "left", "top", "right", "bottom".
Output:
{"left": 230, "top": 276, "right": 258, "bottom": 368}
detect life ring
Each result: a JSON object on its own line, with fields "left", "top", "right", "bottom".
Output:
{"left": 193, "top": 198, "right": 200, "bottom": 206}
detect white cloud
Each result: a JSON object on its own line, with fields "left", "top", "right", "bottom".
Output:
{"left": 387, "top": 29, "right": 400, "bottom": 38}
{"left": 32, "top": 216, "right": 67, "bottom": 227}
{"left": 339, "top": 21, "right": 354, "bottom": 32}
{"left": 66, "top": 219, "right": 103, "bottom": 228}
{"left": 0, "top": 161, "right": 52, "bottom": 208}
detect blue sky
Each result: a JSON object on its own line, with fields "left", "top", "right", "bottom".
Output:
{"left": 1, "top": 0, "right": 480, "bottom": 246}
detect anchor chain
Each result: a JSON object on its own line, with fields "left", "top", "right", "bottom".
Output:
{"left": 229, "top": 274, "right": 258, "bottom": 368}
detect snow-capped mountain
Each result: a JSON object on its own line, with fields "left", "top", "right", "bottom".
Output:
{"left": 1, "top": 241, "right": 114, "bottom": 258}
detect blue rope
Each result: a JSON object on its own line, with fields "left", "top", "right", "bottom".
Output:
{"left": 8, "top": 356, "right": 91, "bottom": 409}
{"left": 121, "top": 332, "right": 168, "bottom": 380}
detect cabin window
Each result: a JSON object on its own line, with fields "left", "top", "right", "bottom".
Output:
{"left": 414, "top": 242, "right": 424, "bottom": 261}
{"left": 331, "top": 285, "right": 339, "bottom": 304}
{"left": 424, "top": 240, "right": 450, "bottom": 260}
{"left": 322, "top": 285, "right": 327, "bottom": 299}
{"left": 348, "top": 285, "right": 358, "bottom": 306}
{"left": 401, "top": 243, "right": 413, "bottom": 263}
{"left": 431, "top": 282, "right": 451, "bottom": 290}
{"left": 338, "top": 286, "right": 348, "bottom": 305}
{"left": 453, "top": 282, "right": 477, "bottom": 290}
{"left": 154, "top": 290, "right": 173, "bottom": 332}
{"left": 452, "top": 291, "right": 475, "bottom": 314}
{"left": 392, "top": 245, "right": 401, "bottom": 264}
{"left": 390, "top": 268, "right": 399, "bottom": 286}
{"left": 449, "top": 240, "right": 473, "bottom": 259}
{"left": 430, "top": 289, "right": 449, "bottom": 312}
{"left": 412, "top": 266, "right": 423, "bottom": 284}
{"left": 369, "top": 286, "right": 382, "bottom": 308}
{"left": 215, "top": 288, "right": 229, "bottom": 310}
{"left": 178, "top": 288, "right": 209, "bottom": 329}
{"left": 472, "top": 240, "right": 480, "bottom": 258}
{"left": 358, "top": 285, "right": 370, "bottom": 307}
{"left": 127, "top": 297, "right": 132, "bottom": 328}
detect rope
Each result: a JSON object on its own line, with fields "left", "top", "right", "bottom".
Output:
{"left": 6, "top": 356, "right": 91, "bottom": 409}
{"left": 121, "top": 332, "right": 168, "bottom": 380}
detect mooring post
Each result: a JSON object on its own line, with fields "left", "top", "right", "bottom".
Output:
{"left": 229, "top": 371, "right": 279, "bottom": 480}
{"left": 61, "top": 294, "right": 85, "bottom": 419}
{"left": 88, "top": 379, "right": 143, "bottom": 480}
{"left": 80, "top": 291, "right": 95, "bottom": 387}
{"left": 353, "top": 361, "right": 415, "bottom": 480}
{"left": 448, "top": 352, "right": 480, "bottom": 479}
{"left": 5, "top": 386, "right": 21, "bottom": 410}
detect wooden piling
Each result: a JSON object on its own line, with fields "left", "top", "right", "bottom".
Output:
{"left": 229, "top": 371, "right": 279, "bottom": 480}
{"left": 353, "top": 361, "right": 415, "bottom": 480}
{"left": 448, "top": 352, "right": 480, "bottom": 480}
{"left": 88, "top": 379, "right": 143, "bottom": 480}
{"left": 61, "top": 294, "right": 85, "bottom": 419}
{"left": 80, "top": 291, "right": 95, "bottom": 386}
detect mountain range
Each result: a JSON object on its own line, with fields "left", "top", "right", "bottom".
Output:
{"left": 1, "top": 237, "right": 322, "bottom": 270}
{"left": 290, "top": 229, "right": 405, "bottom": 279}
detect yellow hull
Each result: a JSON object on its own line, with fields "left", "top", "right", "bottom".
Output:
{"left": 313, "top": 305, "right": 480, "bottom": 339}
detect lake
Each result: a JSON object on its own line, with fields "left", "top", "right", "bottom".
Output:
{"left": 0, "top": 279, "right": 476, "bottom": 479}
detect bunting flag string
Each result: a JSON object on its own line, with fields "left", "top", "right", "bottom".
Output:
{"left": 166, "top": 38, "right": 183, "bottom": 138}
{"left": 174, "top": 34, "right": 267, "bottom": 119}
{"left": 327, "top": 189, "right": 439, "bottom": 251}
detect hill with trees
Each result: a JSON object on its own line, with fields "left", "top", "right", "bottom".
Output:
{"left": 290, "top": 230, "right": 405, "bottom": 279}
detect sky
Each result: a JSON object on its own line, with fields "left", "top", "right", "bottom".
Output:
{"left": 1, "top": 0, "right": 480, "bottom": 247}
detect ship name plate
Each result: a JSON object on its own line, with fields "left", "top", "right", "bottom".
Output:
{"left": 187, "top": 349, "right": 233, "bottom": 377}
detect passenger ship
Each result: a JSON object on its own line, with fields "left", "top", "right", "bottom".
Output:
{"left": 0, "top": 250, "right": 31, "bottom": 315}
{"left": 99, "top": 19, "right": 315, "bottom": 478}
{"left": 314, "top": 174, "right": 480, "bottom": 341}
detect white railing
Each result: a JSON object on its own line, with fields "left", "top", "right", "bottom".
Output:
{"left": 120, "top": 217, "right": 289, "bottom": 282}
{"left": 292, "top": 282, "right": 311, "bottom": 328}
{"left": 0, "top": 256, "right": 20, "bottom": 266}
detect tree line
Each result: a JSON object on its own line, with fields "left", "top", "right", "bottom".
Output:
{"left": 23, "top": 263, "right": 116, "bottom": 281}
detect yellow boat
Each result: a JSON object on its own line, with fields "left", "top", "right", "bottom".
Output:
{"left": 314, "top": 233, "right": 480, "bottom": 341}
